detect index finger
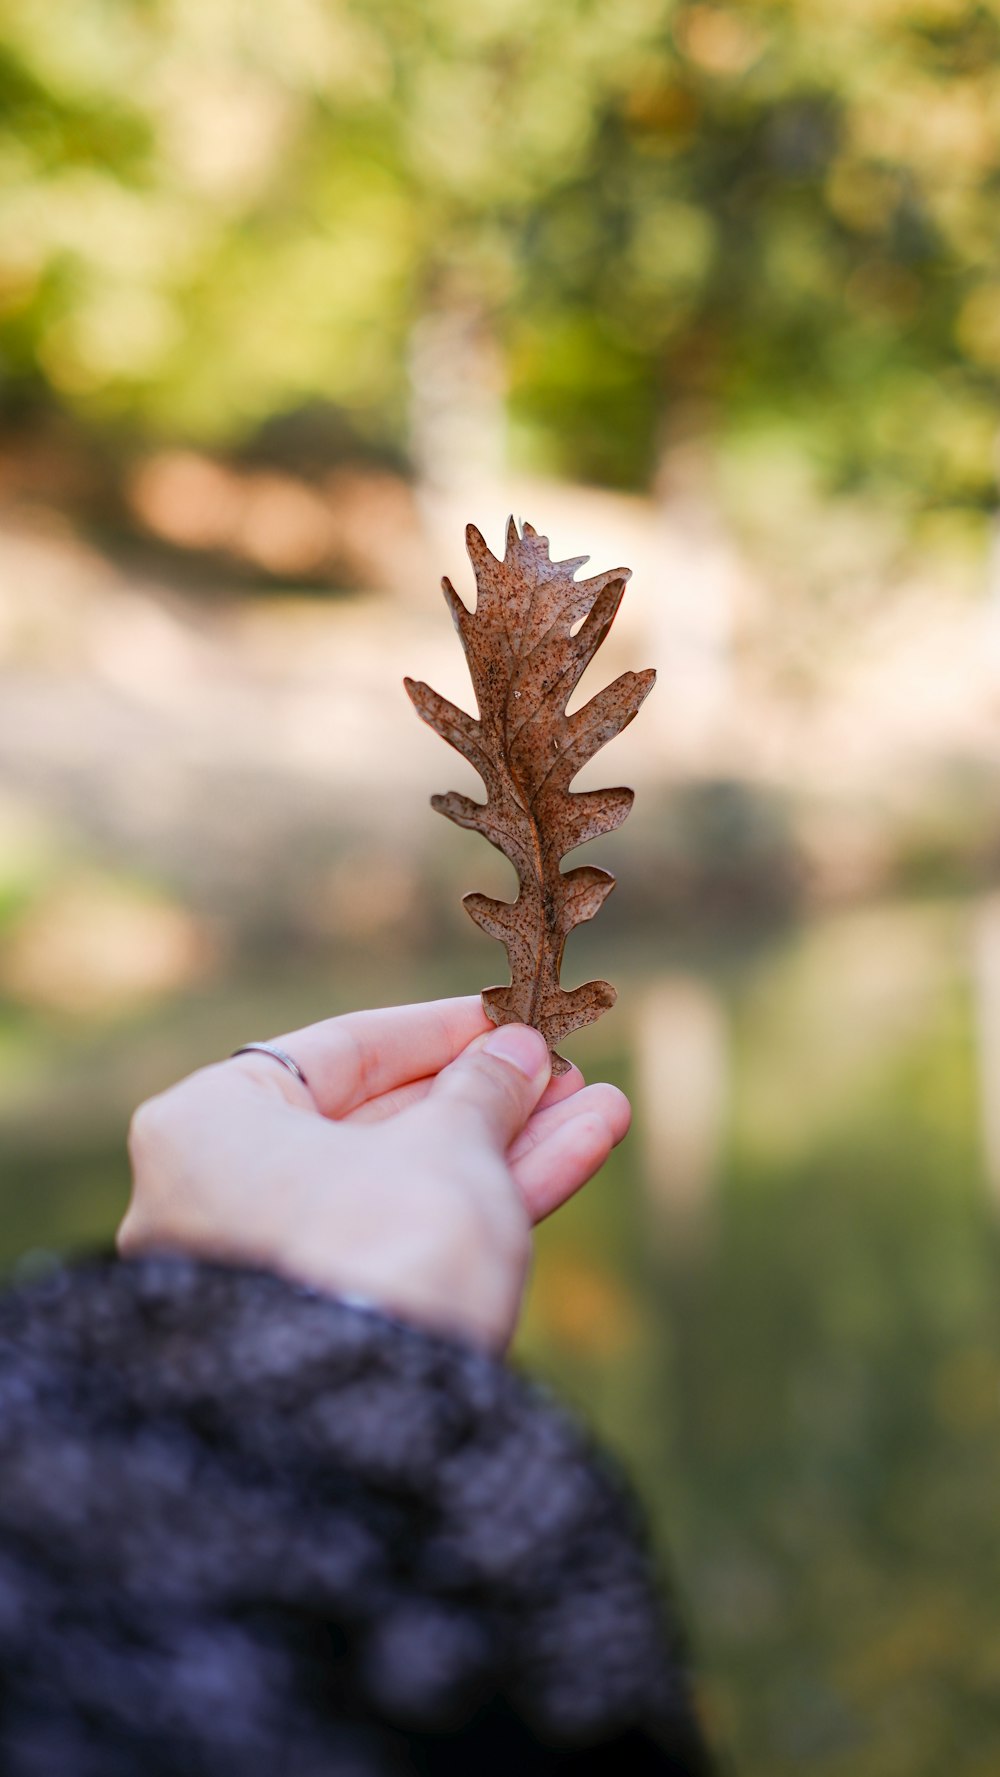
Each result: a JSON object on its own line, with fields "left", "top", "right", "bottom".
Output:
{"left": 272, "top": 995, "right": 494, "bottom": 1118}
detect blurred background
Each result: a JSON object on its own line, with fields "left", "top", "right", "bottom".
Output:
{"left": 2, "top": 0, "right": 1000, "bottom": 1768}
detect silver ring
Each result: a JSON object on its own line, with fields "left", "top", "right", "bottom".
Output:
{"left": 231, "top": 1042, "right": 309, "bottom": 1088}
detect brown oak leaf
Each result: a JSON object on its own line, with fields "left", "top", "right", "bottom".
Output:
{"left": 405, "top": 518, "right": 654, "bottom": 1072}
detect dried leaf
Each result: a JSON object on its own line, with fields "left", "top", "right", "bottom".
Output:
{"left": 405, "top": 518, "right": 654, "bottom": 1072}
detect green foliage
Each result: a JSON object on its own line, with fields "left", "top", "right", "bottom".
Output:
{"left": 2, "top": 0, "right": 1000, "bottom": 503}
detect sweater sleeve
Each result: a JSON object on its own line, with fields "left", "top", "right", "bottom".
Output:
{"left": 0, "top": 1254, "right": 711, "bottom": 1777}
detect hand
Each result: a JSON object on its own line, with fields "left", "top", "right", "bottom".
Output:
{"left": 118, "top": 996, "right": 630, "bottom": 1350}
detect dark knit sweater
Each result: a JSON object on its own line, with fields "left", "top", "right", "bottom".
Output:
{"left": 0, "top": 1255, "right": 711, "bottom": 1775}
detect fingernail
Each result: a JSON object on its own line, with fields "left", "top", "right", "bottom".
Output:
{"left": 482, "top": 1024, "right": 549, "bottom": 1079}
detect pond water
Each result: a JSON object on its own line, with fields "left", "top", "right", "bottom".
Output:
{"left": 1, "top": 895, "right": 999, "bottom": 1773}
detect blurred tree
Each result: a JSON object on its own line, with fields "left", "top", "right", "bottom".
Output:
{"left": 1, "top": 0, "right": 999, "bottom": 506}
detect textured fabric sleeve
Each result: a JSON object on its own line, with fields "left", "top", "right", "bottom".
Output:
{"left": 0, "top": 1255, "right": 711, "bottom": 1776}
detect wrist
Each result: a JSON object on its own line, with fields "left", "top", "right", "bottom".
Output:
{"left": 278, "top": 1175, "right": 529, "bottom": 1349}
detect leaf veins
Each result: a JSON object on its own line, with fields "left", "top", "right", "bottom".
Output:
{"left": 405, "top": 518, "right": 655, "bottom": 1072}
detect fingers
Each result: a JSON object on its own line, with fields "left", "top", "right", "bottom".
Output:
{"left": 268, "top": 996, "right": 493, "bottom": 1119}
{"left": 537, "top": 1062, "right": 586, "bottom": 1109}
{"left": 419, "top": 1024, "right": 551, "bottom": 1153}
{"left": 344, "top": 1057, "right": 585, "bottom": 1127}
{"left": 507, "top": 1076, "right": 628, "bottom": 1164}
{"left": 509, "top": 1083, "right": 632, "bottom": 1222}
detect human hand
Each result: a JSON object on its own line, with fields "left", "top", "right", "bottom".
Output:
{"left": 118, "top": 996, "right": 630, "bottom": 1350}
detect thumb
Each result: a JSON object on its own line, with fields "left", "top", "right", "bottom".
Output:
{"left": 424, "top": 1024, "right": 551, "bottom": 1153}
